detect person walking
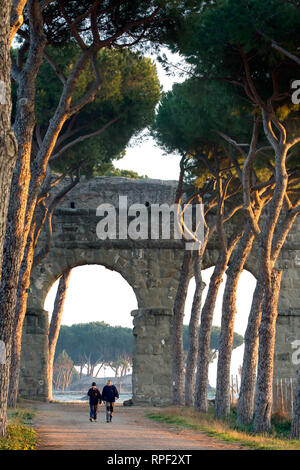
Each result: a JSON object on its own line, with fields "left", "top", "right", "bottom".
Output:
{"left": 102, "top": 380, "right": 119, "bottom": 423}
{"left": 87, "top": 382, "right": 102, "bottom": 422}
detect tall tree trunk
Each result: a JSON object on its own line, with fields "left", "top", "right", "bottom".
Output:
{"left": 172, "top": 250, "right": 193, "bottom": 405}
{"left": 254, "top": 269, "right": 282, "bottom": 432}
{"left": 251, "top": 128, "right": 289, "bottom": 431}
{"left": 8, "top": 224, "right": 35, "bottom": 408}
{"left": 0, "top": 1, "right": 18, "bottom": 277}
{"left": 237, "top": 280, "right": 264, "bottom": 425}
{"left": 250, "top": 207, "right": 300, "bottom": 431}
{"left": 185, "top": 251, "right": 205, "bottom": 406}
{"left": 194, "top": 253, "right": 228, "bottom": 412}
{"left": 48, "top": 270, "right": 72, "bottom": 400}
{"left": 0, "top": 2, "right": 46, "bottom": 437}
{"left": 0, "top": 0, "right": 19, "bottom": 438}
{"left": 291, "top": 364, "right": 300, "bottom": 439}
{"left": 215, "top": 225, "right": 256, "bottom": 419}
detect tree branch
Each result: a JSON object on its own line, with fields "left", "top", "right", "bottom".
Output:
{"left": 10, "top": 0, "right": 28, "bottom": 46}
{"left": 242, "top": 117, "right": 261, "bottom": 237}
{"left": 58, "top": 0, "right": 87, "bottom": 50}
{"left": 33, "top": 173, "right": 80, "bottom": 267}
{"left": 50, "top": 115, "right": 122, "bottom": 161}
{"left": 43, "top": 49, "right": 67, "bottom": 85}
{"left": 271, "top": 41, "right": 300, "bottom": 66}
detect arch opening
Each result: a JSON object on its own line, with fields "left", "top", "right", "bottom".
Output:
{"left": 44, "top": 264, "right": 138, "bottom": 404}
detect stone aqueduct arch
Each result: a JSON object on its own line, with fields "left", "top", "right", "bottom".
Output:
{"left": 19, "top": 177, "right": 300, "bottom": 405}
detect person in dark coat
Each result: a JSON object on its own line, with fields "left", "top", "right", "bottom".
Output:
{"left": 102, "top": 380, "right": 119, "bottom": 423}
{"left": 87, "top": 382, "right": 102, "bottom": 422}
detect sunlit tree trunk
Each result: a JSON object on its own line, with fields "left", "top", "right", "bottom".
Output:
{"left": 0, "top": 1, "right": 18, "bottom": 277}
{"left": 254, "top": 270, "right": 282, "bottom": 432}
{"left": 241, "top": 204, "right": 300, "bottom": 431}
{"left": 194, "top": 253, "right": 228, "bottom": 412}
{"left": 0, "top": 1, "right": 46, "bottom": 437}
{"left": 215, "top": 224, "right": 257, "bottom": 418}
{"left": 8, "top": 224, "right": 35, "bottom": 408}
{"left": 194, "top": 198, "right": 244, "bottom": 413}
{"left": 48, "top": 270, "right": 72, "bottom": 400}
{"left": 185, "top": 251, "right": 205, "bottom": 406}
{"left": 252, "top": 111, "right": 291, "bottom": 432}
{"left": 172, "top": 250, "right": 193, "bottom": 405}
{"left": 237, "top": 280, "right": 264, "bottom": 425}
{"left": 0, "top": 0, "right": 20, "bottom": 438}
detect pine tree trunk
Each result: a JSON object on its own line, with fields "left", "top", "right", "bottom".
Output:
{"left": 48, "top": 270, "right": 72, "bottom": 400}
{"left": 0, "top": 0, "right": 19, "bottom": 438}
{"left": 194, "top": 253, "right": 228, "bottom": 412}
{"left": 250, "top": 139, "right": 288, "bottom": 431}
{"left": 254, "top": 269, "right": 282, "bottom": 433}
{"left": 0, "top": 0, "right": 17, "bottom": 279}
{"left": 185, "top": 251, "right": 205, "bottom": 406}
{"left": 215, "top": 226, "right": 255, "bottom": 419}
{"left": 291, "top": 365, "right": 300, "bottom": 439}
{"left": 0, "top": 6, "right": 46, "bottom": 436}
{"left": 0, "top": 5, "right": 46, "bottom": 348}
{"left": 237, "top": 280, "right": 264, "bottom": 425}
{"left": 172, "top": 250, "right": 193, "bottom": 405}
{"left": 8, "top": 225, "right": 36, "bottom": 408}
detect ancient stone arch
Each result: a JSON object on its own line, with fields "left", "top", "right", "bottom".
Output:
{"left": 19, "top": 177, "right": 300, "bottom": 404}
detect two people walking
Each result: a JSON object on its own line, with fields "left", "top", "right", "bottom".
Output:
{"left": 87, "top": 380, "right": 119, "bottom": 423}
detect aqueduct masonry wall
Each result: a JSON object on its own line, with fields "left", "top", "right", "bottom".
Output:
{"left": 19, "top": 177, "right": 300, "bottom": 404}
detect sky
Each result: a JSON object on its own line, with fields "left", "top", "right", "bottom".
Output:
{"left": 112, "top": 50, "right": 184, "bottom": 181}
{"left": 44, "top": 51, "right": 257, "bottom": 388}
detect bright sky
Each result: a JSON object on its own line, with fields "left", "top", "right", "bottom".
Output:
{"left": 44, "top": 51, "right": 256, "bottom": 387}
{"left": 112, "top": 50, "right": 183, "bottom": 180}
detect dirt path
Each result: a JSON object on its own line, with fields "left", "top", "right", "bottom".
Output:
{"left": 30, "top": 402, "right": 245, "bottom": 450}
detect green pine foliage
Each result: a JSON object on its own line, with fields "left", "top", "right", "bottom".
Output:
{"left": 33, "top": 47, "right": 161, "bottom": 177}
{"left": 55, "top": 322, "right": 133, "bottom": 367}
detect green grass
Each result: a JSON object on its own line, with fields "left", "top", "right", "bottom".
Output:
{"left": 147, "top": 407, "right": 300, "bottom": 451}
{"left": 0, "top": 408, "right": 38, "bottom": 450}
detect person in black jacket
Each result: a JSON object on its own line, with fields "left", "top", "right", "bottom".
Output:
{"left": 87, "top": 382, "right": 102, "bottom": 422}
{"left": 102, "top": 380, "right": 119, "bottom": 423}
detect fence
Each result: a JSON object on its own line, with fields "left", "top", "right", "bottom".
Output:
{"left": 229, "top": 375, "right": 297, "bottom": 417}
{"left": 272, "top": 377, "right": 297, "bottom": 417}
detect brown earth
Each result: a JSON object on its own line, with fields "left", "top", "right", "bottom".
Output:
{"left": 28, "top": 401, "right": 246, "bottom": 450}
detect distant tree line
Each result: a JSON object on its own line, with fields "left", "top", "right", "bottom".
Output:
{"left": 55, "top": 322, "right": 133, "bottom": 378}
{"left": 54, "top": 321, "right": 243, "bottom": 383}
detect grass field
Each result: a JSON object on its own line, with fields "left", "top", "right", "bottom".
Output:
{"left": 147, "top": 407, "right": 300, "bottom": 451}
{"left": 0, "top": 408, "right": 38, "bottom": 450}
